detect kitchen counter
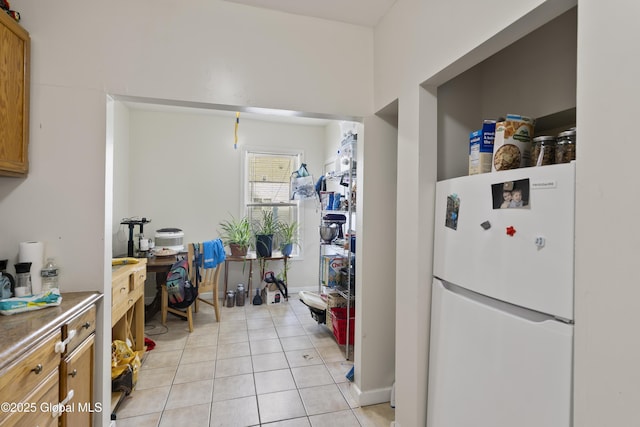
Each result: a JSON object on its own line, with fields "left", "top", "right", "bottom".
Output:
{"left": 0, "top": 291, "right": 102, "bottom": 369}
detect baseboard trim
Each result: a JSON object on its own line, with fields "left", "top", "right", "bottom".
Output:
{"left": 349, "top": 383, "right": 393, "bottom": 407}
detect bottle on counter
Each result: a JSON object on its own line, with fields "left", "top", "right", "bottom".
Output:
{"left": 41, "top": 258, "right": 59, "bottom": 293}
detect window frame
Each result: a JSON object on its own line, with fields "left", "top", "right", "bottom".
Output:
{"left": 242, "top": 147, "right": 303, "bottom": 258}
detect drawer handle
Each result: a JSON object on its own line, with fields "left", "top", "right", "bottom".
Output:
{"left": 55, "top": 329, "right": 77, "bottom": 353}
{"left": 31, "top": 364, "right": 43, "bottom": 375}
{"left": 82, "top": 321, "right": 91, "bottom": 329}
{"left": 120, "top": 287, "right": 127, "bottom": 293}
{"left": 69, "top": 369, "right": 78, "bottom": 378}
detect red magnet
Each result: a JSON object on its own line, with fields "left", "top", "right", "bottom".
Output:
{"left": 506, "top": 226, "right": 516, "bottom": 236}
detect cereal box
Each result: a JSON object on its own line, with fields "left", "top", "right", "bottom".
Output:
{"left": 469, "top": 120, "right": 496, "bottom": 175}
{"left": 492, "top": 114, "right": 535, "bottom": 172}
{"left": 321, "top": 255, "right": 345, "bottom": 288}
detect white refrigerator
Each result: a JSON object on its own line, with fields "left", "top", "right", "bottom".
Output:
{"left": 427, "top": 162, "right": 575, "bottom": 427}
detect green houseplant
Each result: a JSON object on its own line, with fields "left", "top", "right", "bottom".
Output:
{"left": 253, "top": 210, "right": 280, "bottom": 258}
{"left": 278, "top": 220, "right": 299, "bottom": 257}
{"left": 218, "top": 215, "right": 251, "bottom": 257}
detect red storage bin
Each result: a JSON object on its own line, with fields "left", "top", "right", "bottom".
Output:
{"left": 330, "top": 307, "right": 355, "bottom": 345}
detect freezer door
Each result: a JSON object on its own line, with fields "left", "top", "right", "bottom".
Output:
{"left": 433, "top": 162, "right": 575, "bottom": 320}
{"left": 427, "top": 279, "right": 573, "bottom": 427}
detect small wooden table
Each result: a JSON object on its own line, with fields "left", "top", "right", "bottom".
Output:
{"left": 224, "top": 252, "right": 289, "bottom": 303}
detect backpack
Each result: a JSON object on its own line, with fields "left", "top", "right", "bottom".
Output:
{"left": 165, "top": 257, "right": 198, "bottom": 309}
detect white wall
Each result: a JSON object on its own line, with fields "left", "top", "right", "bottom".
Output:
{"left": 573, "top": 2, "right": 640, "bottom": 426}
{"left": 112, "top": 102, "right": 131, "bottom": 258}
{"left": 3, "top": 0, "right": 373, "bottom": 285}
{"left": 1, "top": 2, "right": 374, "bottom": 425}
{"left": 117, "top": 106, "right": 327, "bottom": 291}
{"left": 375, "top": 0, "right": 640, "bottom": 426}
{"left": 352, "top": 115, "right": 397, "bottom": 403}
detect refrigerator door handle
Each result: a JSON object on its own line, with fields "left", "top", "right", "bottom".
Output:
{"left": 437, "top": 278, "right": 573, "bottom": 327}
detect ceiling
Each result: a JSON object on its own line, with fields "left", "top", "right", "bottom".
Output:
{"left": 222, "top": 0, "right": 396, "bottom": 27}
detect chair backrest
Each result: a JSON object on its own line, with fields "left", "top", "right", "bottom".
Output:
{"left": 187, "top": 241, "right": 223, "bottom": 293}
{"left": 187, "top": 243, "right": 201, "bottom": 285}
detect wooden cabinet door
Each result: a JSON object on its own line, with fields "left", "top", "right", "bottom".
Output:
{"left": 0, "top": 370, "right": 60, "bottom": 427}
{"left": 0, "top": 13, "right": 30, "bottom": 176}
{"left": 60, "top": 334, "right": 95, "bottom": 427}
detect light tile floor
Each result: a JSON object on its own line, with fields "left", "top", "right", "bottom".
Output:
{"left": 114, "top": 295, "right": 395, "bottom": 427}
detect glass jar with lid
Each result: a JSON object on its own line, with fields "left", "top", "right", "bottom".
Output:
{"left": 531, "top": 136, "right": 556, "bottom": 166}
{"left": 555, "top": 129, "right": 576, "bottom": 164}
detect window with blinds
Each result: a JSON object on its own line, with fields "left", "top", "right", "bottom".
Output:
{"left": 245, "top": 150, "right": 301, "bottom": 256}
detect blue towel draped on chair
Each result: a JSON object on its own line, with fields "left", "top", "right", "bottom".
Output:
{"left": 203, "top": 238, "right": 226, "bottom": 268}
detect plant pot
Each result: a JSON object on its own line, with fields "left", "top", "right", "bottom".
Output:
{"left": 229, "top": 243, "right": 248, "bottom": 257}
{"left": 281, "top": 243, "right": 293, "bottom": 257}
{"left": 255, "top": 234, "right": 273, "bottom": 258}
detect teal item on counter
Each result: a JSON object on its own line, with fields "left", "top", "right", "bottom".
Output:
{"left": 0, "top": 289, "right": 62, "bottom": 315}
{"left": 0, "top": 274, "right": 11, "bottom": 299}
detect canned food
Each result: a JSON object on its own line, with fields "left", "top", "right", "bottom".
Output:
{"left": 531, "top": 136, "right": 556, "bottom": 166}
{"left": 555, "top": 129, "right": 576, "bottom": 164}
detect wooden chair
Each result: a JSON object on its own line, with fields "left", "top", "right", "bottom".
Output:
{"left": 161, "top": 275, "right": 195, "bottom": 332}
{"left": 194, "top": 261, "right": 222, "bottom": 323}
{"left": 161, "top": 244, "right": 199, "bottom": 332}
{"left": 161, "top": 243, "right": 222, "bottom": 332}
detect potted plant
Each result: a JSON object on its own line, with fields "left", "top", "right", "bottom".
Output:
{"left": 278, "top": 220, "right": 299, "bottom": 257}
{"left": 253, "top": 210, "right": 280, "bottom": 258}
{"left": 218, "top": 215, "right": 251, "bottom": 257}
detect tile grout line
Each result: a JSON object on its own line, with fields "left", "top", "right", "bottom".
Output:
{"left": 125, "top": 298, "right": 369, "bottom": 426}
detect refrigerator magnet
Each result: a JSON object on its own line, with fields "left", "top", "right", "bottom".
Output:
{"left": 492, "top": 179, "right": 531, "bottom": 209}
{"left": 445, "top": 194, "right": 460, "bottom": 230}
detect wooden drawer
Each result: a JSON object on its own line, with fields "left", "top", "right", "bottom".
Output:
{"left": 112, "top": 264, "right": 146, "bottom": 309}
{"left": 111, "top": 275, "right": 130, "bottom": 307}
{"left": 111, "top": 284, "right": 143, "bottom": 327}
{"left": 61, "top": 304, "right": 96, "bottom": 356}
{"left": 0, "top": 332, "right": 59, "bottom": 423}
{"left": 132, "top": 265, "right": 146, "bottom": 288}
{"left": 0, "top": 369, "right": 59, "bottom": 427}
{"left": 60, "top": 334, "right": 95, "bottom": 427}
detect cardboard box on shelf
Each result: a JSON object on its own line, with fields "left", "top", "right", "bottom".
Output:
{"left": 326, "top": 292, "right": 352, "bottom": 333}
{"left": 321, "top": 255, "right": 345, "bottom": 288}
{"left": 491, "top": 114, "right": 534, "bottom": 172}
{"left": 469, "top": 120, "right": 496, "bottom": 175}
